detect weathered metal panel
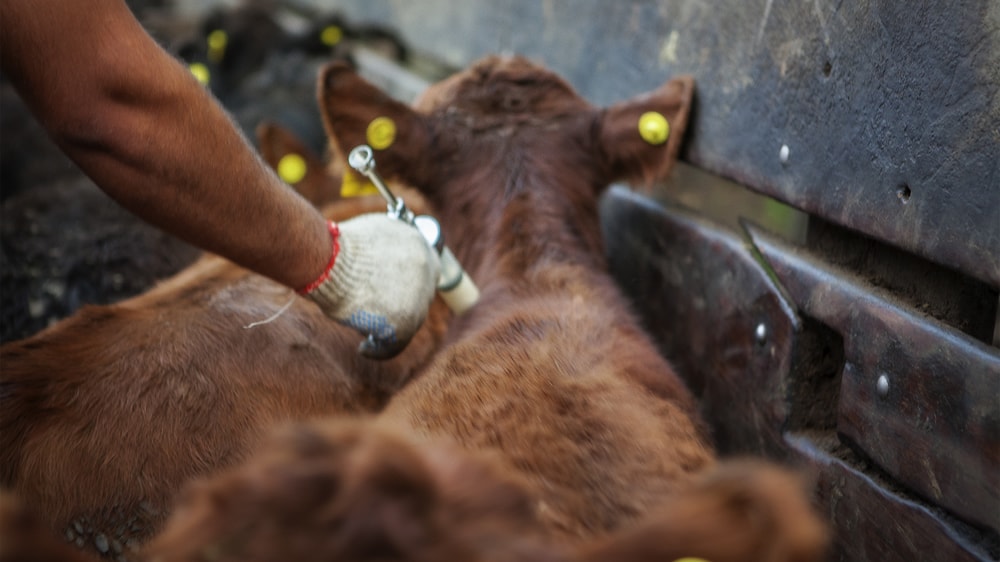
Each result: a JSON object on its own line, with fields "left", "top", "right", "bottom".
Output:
{"left": 788, "top": 435, "right": 994, "bottom": 562}
{"left": 599, "top": 188, "right": 998, "bottom": 561}
{"left": 312, "top": 0, "right": 1000, "bottom": 287}
{"left": 750, "top": 224, "right": 1000, "bottom": 534}
{"left": 600, "top": 186, "right": 799, "bottom": 458}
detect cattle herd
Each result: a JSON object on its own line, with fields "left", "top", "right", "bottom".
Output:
{"left": 0, "top": 3, "right": 830, "bottom": 561}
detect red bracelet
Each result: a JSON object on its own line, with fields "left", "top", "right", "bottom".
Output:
{"left": 298, "top": 221, "right": 340, "bottom": 295}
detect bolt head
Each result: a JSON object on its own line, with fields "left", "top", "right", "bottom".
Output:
{"left": 754, "top": 323, "right": 767, "bottom": 344}
{"left": 877, "top": 374, "right": 890, "bottom": 396}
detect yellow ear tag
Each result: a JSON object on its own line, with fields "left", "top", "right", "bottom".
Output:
{"left": 189, "top": 63, "right": 210, "bottom": 85}
{"left": 340, "top": 169, "right": 380, "bottom": 197}
{"left": 207, "top": 29, "right": 228, "bottom": 63}
{"left": 672, "top": 559, "right": 710, "bottom": 562}
{"left": 366, "top": 116, "right": 397, "bottom": 150}
{"left": 277, "top": 153, "right": 307, "bottom": 185}
{"left": 320, "top": 25, "right": 343, "bottom": 47}
{"left": 638, "top": 111, "right": 670, "bottom": 145}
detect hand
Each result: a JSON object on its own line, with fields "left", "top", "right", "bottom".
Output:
{"left": 305, "top": 214, "right": 440, "bottom": 359}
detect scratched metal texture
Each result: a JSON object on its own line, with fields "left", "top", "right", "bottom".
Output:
{"left": 308, "top": 0, "right": 1000, "bottom": 288}
{"left": 601, "top": 188, "right": 998, "bottom": 562}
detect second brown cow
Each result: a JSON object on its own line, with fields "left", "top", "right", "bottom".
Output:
{"left": 0, "top": 127, "right": 449, "bottom": 558}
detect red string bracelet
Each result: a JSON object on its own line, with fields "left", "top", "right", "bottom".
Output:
{"left": 297, "top": 221, "right": 340, "bottom": 295}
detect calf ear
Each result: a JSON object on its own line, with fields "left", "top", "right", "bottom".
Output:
{"left": 256, "top": 121, "right": 339, "bottom": 207}
{"left": 317, "top": 62, "right": 434, "bottom": 189}
{"left": 597, "top": 75, "right": 694, "bottom": 188}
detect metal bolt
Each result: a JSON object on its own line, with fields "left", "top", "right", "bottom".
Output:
{"left": 877, "top": 374, "right": 890, "bottom": 396}
{"left": 896, "top": 184, "right": 911, "bottom": 205}
{"left": 755, "top": 323, "right": 767, "bottom": 345}
{"left": 779, "top": 144, "right": 790, "bottom": 164}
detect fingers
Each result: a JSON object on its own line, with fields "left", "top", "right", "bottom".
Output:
{"left": 357, "top": 334, "right": 408, "bottom": 359}
{"left": 307, "top": 212, "right": 439, "bottom": 359}
{"left": 344, "top": 309, "right": 408, "bottom": 360}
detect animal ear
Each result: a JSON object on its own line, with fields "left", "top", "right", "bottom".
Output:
{"left": 329, "top": 427, "right": 448, "bottom": 558}
{"left": 256, "top": 121, "right": 339, "bottom": 207}
{"left": 577, "top": 460, "right": 829, "bottom": 562}
{"left": 597, "top": 75, "right": 694, "bottom": 188}
{"left": 317, "top": 61, "right": 434, "bottom": 189}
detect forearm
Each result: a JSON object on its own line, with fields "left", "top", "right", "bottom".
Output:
{"left": 1, "top": 0, "right": 330, "bottom": 290}
{"left": 60, "top": 60, "right": 332, "bottom": 290}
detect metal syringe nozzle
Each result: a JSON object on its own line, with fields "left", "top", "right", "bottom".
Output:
{"left": 347, "top": 145, "right": 410, "bottom": 221}
{"left": 346, "top": 144, "right": 480, "bottom": 315}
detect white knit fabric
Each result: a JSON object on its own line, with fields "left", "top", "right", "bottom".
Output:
{"left": 307, "top": 213, "right": 440, "bottom": 358}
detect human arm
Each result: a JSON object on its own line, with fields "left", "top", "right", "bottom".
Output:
{"left": 0, "top": 0, "right": 438, "bottom": 357}
{"left": 1, "top": 0, "right": 331, "bottom": 288}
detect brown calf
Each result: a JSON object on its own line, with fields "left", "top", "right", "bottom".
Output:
{"left": 318, "top": 55, "right": 716, "bottom": 538}
{"left": 0, "top": 126, "right": 449, "bottom": 558}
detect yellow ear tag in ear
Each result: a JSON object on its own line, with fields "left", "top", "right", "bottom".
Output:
{"left": 340, "top": 169, "right": 380, "bottom": 197}
{"left": 207, "top": 29, "right": 228, "bottom": 63}
{"left": 638, "top": 111, "right": 670, "bottom": 145}
{"left": 320, "top": 25, "right": 343, "bottom": 47}
{"left": 277, "top": 153, "right": 307, "bottom": 185}
{"left": 189, "top": 63, "right": 210, "bottom": 85}
{"left": 366, "top": 117, "right": 397, "bottom": 150}
{"left": 672, "top": 559, "right": 710, "bottom": 562}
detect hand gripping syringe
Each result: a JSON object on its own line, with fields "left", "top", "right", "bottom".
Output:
{"left": 347, "top": 145, "right": 480, "bottom": 315}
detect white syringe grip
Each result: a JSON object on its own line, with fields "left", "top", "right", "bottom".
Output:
{"left": 413, "top": 215, "right": 479, "bottom": 314}
{"left": 436, "top": 246, "right": 479, "bottom": 314}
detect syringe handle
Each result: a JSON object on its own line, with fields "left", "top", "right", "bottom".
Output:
{"left": 413, "top": 215, "right": 479, "bottom": 314}
{"left": 436, "top": 246, "right": 479, "bottom": 314}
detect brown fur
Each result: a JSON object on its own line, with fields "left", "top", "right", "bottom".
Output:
{"left": 579, "top": 462, "right": 830, "bottom": 562}
{"left": 0, "top": 492, "right": 102, "bottom": 562}
{"left": 144, "top": 419, "right": 827, "bottom": 562}
{"left": 0, "top": 125, "right": 450, "bottom": 555}
{"left": 316, "top": 55, "right": 719, "bottom": 538}
{"left": 143, "top": 419, "right": 550, "bottom": 562}
{"left": 2, "top": 54, "right": 828, "bottom": 561}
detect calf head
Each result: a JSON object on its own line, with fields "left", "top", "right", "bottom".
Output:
{"left": 318, "top": 55, "right": 692, "bottom": 280}
{"left": 144, "top": 420, "right": 547, "bottom": 562}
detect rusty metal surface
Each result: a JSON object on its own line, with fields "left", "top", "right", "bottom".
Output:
{"left": 750, "top": 223, "right": 1000, "bottom": 534}
{"left": 599, "top": 188, "right": 998, "bottom": 561}
{"left": 788, "top": 435, "right": 994, "bottom": 562}
{"left": 310, "top": 0, "right": 1000, "bottom": 288}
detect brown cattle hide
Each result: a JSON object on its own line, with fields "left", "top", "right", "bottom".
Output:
{"left": 0, "top": 124, "right": 450, "bottom": 559}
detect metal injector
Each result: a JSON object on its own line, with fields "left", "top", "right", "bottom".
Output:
{"left": 347, "top": 145, "right": 480, "bottom": 315}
